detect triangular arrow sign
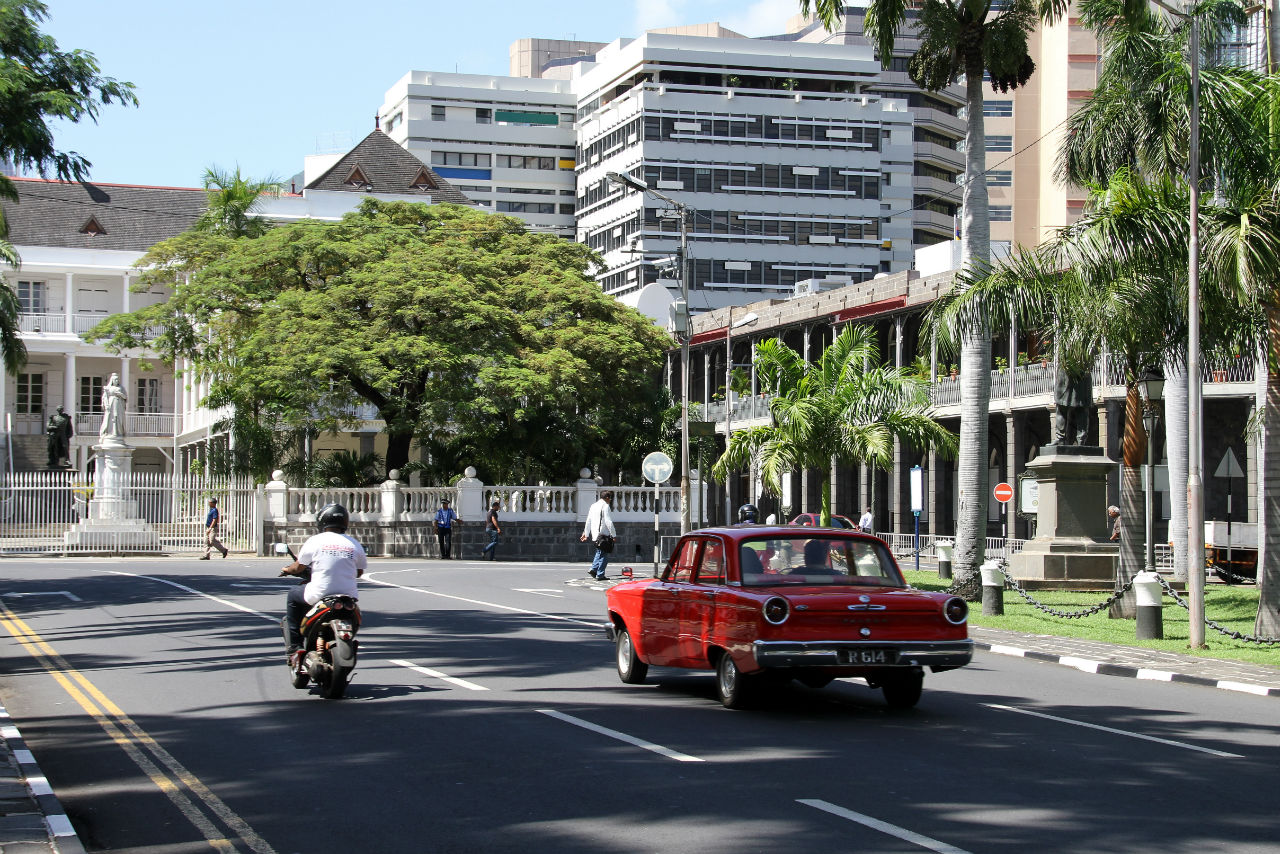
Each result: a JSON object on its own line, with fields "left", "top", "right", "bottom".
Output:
{"left": 1214, "top": 448, "right": 1245, "bottom": 479}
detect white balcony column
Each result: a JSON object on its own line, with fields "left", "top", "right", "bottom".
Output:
{"left": 64, "top": 272, "right": 74, "bottom": 332}
{"left": 63, "top": 352, "right": 76, "bottom": 417}
{"left": 119, "top": 358, "right": 130, "bottom": 406}
{"left": 701, "top": 349, "right": 711, "bottom": 407}
{"left": 1008, "top": 314, "right": 1018, "bottom": 399}
{"left": 121, "top": 271, "right": 130, "bottom": 314}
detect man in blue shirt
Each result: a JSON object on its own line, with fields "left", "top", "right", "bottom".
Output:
{"left": 434, "top": 498, "right": 460, "bottom": 559}
{"left": 200, "top": 498, "right": 228, "bottom": 559}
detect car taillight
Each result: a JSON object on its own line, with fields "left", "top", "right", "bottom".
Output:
{"left": 763, "top": 596, "right": 790, "bottom": 625}
{"left": 944, "top": 596, "right": 968, "bottom": 625}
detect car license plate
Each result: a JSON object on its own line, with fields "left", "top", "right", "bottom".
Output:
{"left": 841, "top": 648, "right": 896, "bottom": 664}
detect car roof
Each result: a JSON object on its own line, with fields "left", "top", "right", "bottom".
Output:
{"left": 686, "top": 525, "right": 880, "bottom": 542}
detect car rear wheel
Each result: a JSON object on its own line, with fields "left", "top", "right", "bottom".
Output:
{"left": 715, "top": 654, "right": 755, "bottom": 709}
{"left": 616, "top": 627, "right": 648, "bottom": 684}
{"left": 880, "top": 670, "right": 923, "bottom": 709}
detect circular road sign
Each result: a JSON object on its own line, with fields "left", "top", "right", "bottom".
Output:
{"left": 993, "top": 481, "right": 1015, "bottom": 504}
{"left": 642, "top": 451, "right": 675, "bottom": 484}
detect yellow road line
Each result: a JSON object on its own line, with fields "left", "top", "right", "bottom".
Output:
{"left": 0, "top": 601, "right": 276, "bottom": 854}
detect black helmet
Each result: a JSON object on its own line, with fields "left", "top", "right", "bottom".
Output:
{"left": 317, "top": 503, "right": 349, "bottom": 533}
{"left": 737, "top": 503, "right": 758, "bottom": 524}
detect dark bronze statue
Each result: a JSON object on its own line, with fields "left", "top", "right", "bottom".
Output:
{"left": 45, "top": 406, "right": 73, "bottom": 468}
{"left": 1053, "top": 367, "right": 1092, "bottom": 446}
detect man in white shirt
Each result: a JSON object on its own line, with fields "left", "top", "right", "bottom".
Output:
{"left": 580, "top": 491, "right": 616, "bottom": 580}
{"left": 280, "top": 503, "right": 367, "bottom": 665}
{"left": 858, "top": 506, "right": 873, "bottom": 533}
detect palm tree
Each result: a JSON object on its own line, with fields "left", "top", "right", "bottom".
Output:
{"left": 711, "top": 325, "right": 956, "bottom": 524}
{"left": 194, "top": 166, "right": 280, "bottom": 238}
{"left": 800, "top": 0, "right": 1066, "bottom": 578}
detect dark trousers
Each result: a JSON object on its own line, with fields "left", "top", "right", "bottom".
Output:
{"left": 436, "top": 526, "right": 453, "bottom": 558}
{"left": 483, "top": 529, "right": 499, "bottom": 559}
{"left": 285, "top": 585, "right": 309, "bottom": 651}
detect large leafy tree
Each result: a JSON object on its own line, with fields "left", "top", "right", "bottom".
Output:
{"left": 712, "top": 325, "right": 956, "bottom": 523}
{"left": 90, "top": 200, "right": 670, "bottom": 482}
{"left": 801, "top": 0, "right": 1065, "bottom": 578}
{"left": 0, "top": 0, "right": 136, "bottom": 370}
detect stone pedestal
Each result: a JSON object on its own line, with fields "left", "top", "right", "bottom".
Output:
{"left": 64, "top": 441, "right": 160, "bottom": 552}
{"left": 1008, "top": 445, "right": 1118, "bottom": 584}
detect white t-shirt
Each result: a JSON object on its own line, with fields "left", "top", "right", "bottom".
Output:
{"left": 858, "top": 512, "right": 873, "bottom": 531}
{"left": 297, "top": 531, "right": 367, "bottom": 605}
{"left": 582, "top": 498, "right": 616, "bottom": 540}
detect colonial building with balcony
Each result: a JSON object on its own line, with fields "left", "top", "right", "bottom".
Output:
{"left": 673, "top": 269, "right": 1259, "bottom": 544}
{"left": 1, "top": 129, "right": 471, "bottom": 477}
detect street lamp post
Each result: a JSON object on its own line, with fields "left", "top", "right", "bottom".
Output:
{"left": 607, "top": 171, "right": 693, "bottom": 533}
{"left": 1149, "top": 0, "right": 1205, "bottom": 646}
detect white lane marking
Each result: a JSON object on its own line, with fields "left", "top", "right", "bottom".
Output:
{"left": 983, "top": 703, "right": 1243, "bottom": 758}
{"left": 514, "top": 588, "right": 563, "bottom": 598}
{"left": 95, "top": 571, "right": 278, "bottom": 623}
{"left": 364, "top": 575, "right": 600, "bottom": 628}
{"left": 798, "top": 799, "right": 974, "bottom": 854}
{"left": 390, "top": 659, "right": 489, "bottom": 691}
{"left": 1, "top": 591, "right": 82, "bottom": 602}
{"left": 537, "top": 709, "right": 703, "bottom": 763}
{"left": 230, "top": 584, "right": 295, "bottom": 591}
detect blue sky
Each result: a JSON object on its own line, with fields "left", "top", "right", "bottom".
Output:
{"left": 38, "top": 0, "right": 802, "bottom": 189}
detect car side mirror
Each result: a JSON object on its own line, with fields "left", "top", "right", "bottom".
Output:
{"left": 274, "top": 542, "right": 290, "bottom": 556}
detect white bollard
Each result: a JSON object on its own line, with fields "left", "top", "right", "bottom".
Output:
{"left": 980, "top": 559, "right": 1005, "bottom": 615}
{"left": 1133, "top": 570, "right": 1164, "bottom": 640}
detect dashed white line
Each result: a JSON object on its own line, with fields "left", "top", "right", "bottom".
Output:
{"left": 364, "top": 575, "right": 600, "bottom": 627}
{"left": 983, "top": 703, "right": 1243, "bottom": 757}
{"left": 96, "top": 571, "right": 278, "bottom": 622}
{"left": 390, "top": 659, "right": 489, "bottom": 691}
{"left": 537, "top": 709, "right": 703, "bottom": 762}
{"left": 513, "top": 588, "right": 563, "bottom": 598}
{"left": 798, "top": 799, "right": 974, "bottom": 854}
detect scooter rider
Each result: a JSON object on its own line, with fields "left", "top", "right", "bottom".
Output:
{"left": 280, "top": 503, "right": 367, "bottom": 667}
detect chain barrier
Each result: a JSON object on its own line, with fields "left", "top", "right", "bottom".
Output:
{"left": 1156, "top": 577, "right": 1280, "bottom": 645}
{"left": 907, "top": 568, "right": 982, "bottom": 598}
{"left": 1207, "top": 563, "right": 1258, "bottom": 585}
{"left": 996, "top": 561, "right": 1137, "bottom": 618}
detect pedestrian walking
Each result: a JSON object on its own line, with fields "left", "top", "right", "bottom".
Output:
{"left": 482, "top": 498, "right": 502, "bottom": 560}
{"left": 858, "top": 506, "right": 873, "bottom": 533}
{"left": 435, "top": 498, "right": 459, "bottom": 559}
{"left": 1108, "top": 505, "right": 1121, "bottom": 541}
{"left": 580, "top": 490, "right": 616, "bottom": 580}
{"left": 200, "top": 498, "right": 228, "bottom": 559}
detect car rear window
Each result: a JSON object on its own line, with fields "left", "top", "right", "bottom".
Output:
{"left": 739, "top": 536, "right": 904, "bottom": 587}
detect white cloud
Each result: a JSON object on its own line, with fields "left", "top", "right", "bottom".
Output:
{"left": 719, "top": 0, "right": 799, "bottom": 37}
{"left": 633, "top": 0, "right": 688, "bottom": 33}
{"left": 631, "top": 0, "right": 795, "bottom": 37}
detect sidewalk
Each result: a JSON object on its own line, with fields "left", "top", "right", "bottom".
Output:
{"left": 0, "top": 704, "right": 82, "bottom": 854}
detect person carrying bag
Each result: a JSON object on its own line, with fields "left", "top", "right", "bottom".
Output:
{"left": 580, "top": 490, "right": 616, "bottom": 581}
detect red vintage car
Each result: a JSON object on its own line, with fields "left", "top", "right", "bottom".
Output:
{"left": 605, "top": 526, "right": 972, "bottom": 709}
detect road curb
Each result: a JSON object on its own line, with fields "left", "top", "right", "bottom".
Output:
{"left": 973, "top": 641, "right": 1280, "bottom": 698}
{"left": 0, "top": 703, "right": 85, "bottom": 854}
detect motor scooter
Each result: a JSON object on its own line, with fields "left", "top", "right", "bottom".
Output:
{"left": 275, "top": 542, "right": 360, "bottom": 699}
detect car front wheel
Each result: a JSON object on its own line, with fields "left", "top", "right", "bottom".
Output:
{"left": 880, "top": 670, "right": 923, "bottom": 709}
{"left": 715, "top": 654, "right": 756, "bottom": 709}
{"left": 616, "top": 627, "right": 648, "bottom": 684}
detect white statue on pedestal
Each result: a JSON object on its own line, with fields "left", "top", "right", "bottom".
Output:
{"left": 99, "top": 373, "right": 127, "bottom": 443}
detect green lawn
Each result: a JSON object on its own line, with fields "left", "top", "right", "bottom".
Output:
{"left": 901, "top": 569, "right": 1280, "bottom": 669}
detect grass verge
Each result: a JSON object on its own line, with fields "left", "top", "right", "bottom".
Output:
{"left": 901, "top": 569, "right": 1280, "bottom": 669}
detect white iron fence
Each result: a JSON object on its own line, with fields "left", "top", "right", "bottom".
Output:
{"left": 0, "top": 471, "right": 259, "bottom": 555}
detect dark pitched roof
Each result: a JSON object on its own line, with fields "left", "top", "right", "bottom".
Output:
{"left": 306, "top": 130, "right": 474, "bottom": 205}
{"left": 2, "top": 177, "right": 207, "bottom": 251}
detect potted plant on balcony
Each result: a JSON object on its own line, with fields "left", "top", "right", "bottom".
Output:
{"left": 994, "top": 355, "right": 1008, "bottom": 374}
{"left": 1211, "top": 367, "right": 1229, "bottom": 382}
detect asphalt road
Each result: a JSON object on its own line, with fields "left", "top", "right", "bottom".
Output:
{"left": 0, "top": 556, "right": 1276, "bottom": 854}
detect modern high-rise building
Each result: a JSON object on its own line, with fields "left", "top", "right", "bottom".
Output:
{"left": 378, "top": 20, "right": 968, "bottom": 317}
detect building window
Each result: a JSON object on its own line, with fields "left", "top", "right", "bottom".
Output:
{"left": 990, "top": 205, "right": 1013, "bottom": 221}
{"left": 987, "top": 135, "right": 1013, "bottom": 152}
{"left": 136, "top": 378, "right": 161, "bottom": 414}
{"left": 16, "top": 280, "right": 45, "bottom": 314}
{"left": 986, "top": 170, "right": 1012, "bottom": 186}
{"left": 497, "top": 201, "right": 555, "bottom": 214}
{"left": 15, "top": 373, "right": 42, "bottom": 414}
{"left": 558, "top": 203, "right": 574, "bottom": 215}
{"left": 496, "top": 154, "right": 556, "bottom": 170}
{"left": 431, "top": 105, "right": 446, "bottom": 121}
{"left": 476, "top": 108, "right": 492, "bottom": 124}
{"left": 431, "top": 152, "right": 492, "bottom": 167}
{"left": 80, "top": 376, "right": 104, "bottom": 414}
{"left": 983, "top": 100, "right": 1013, "bottom": 117}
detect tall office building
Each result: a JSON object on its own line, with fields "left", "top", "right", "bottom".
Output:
{"left": 379, "top": 19, "right": 968, "bottom": 316}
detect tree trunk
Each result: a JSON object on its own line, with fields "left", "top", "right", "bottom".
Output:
{"left": 1164, "top": 358, "right": 1189, "bottom": 582}
{"left": 1256, "top": 304, "right": 1280, "bottom": 637}
{"left": 1111, "top": 382, "right": 1146, "bottom": 618}
{"left": 385, "top": 429, "right": 414, "bottom": 478}
{"left": 953, "top": 62, "right": 993, "bottom": 579}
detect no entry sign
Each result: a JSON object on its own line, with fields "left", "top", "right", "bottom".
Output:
{"left": 993, "top": 482, "right": 1014, "bottom": 504}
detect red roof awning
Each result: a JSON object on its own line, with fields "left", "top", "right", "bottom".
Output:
{"left": 831, "top": 296, "right": 906, "bottom": 324}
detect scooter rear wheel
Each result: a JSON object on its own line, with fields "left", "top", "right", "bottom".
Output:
{"left": 320, "top": 664, "right": 349, "bottom": 699}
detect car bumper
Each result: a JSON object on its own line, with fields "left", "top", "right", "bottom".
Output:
{"left": 604, "top": 622, "right": 617, "bottom": 642}
{"left": 752, "top": 639, "right": 973, "bottom": 671}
